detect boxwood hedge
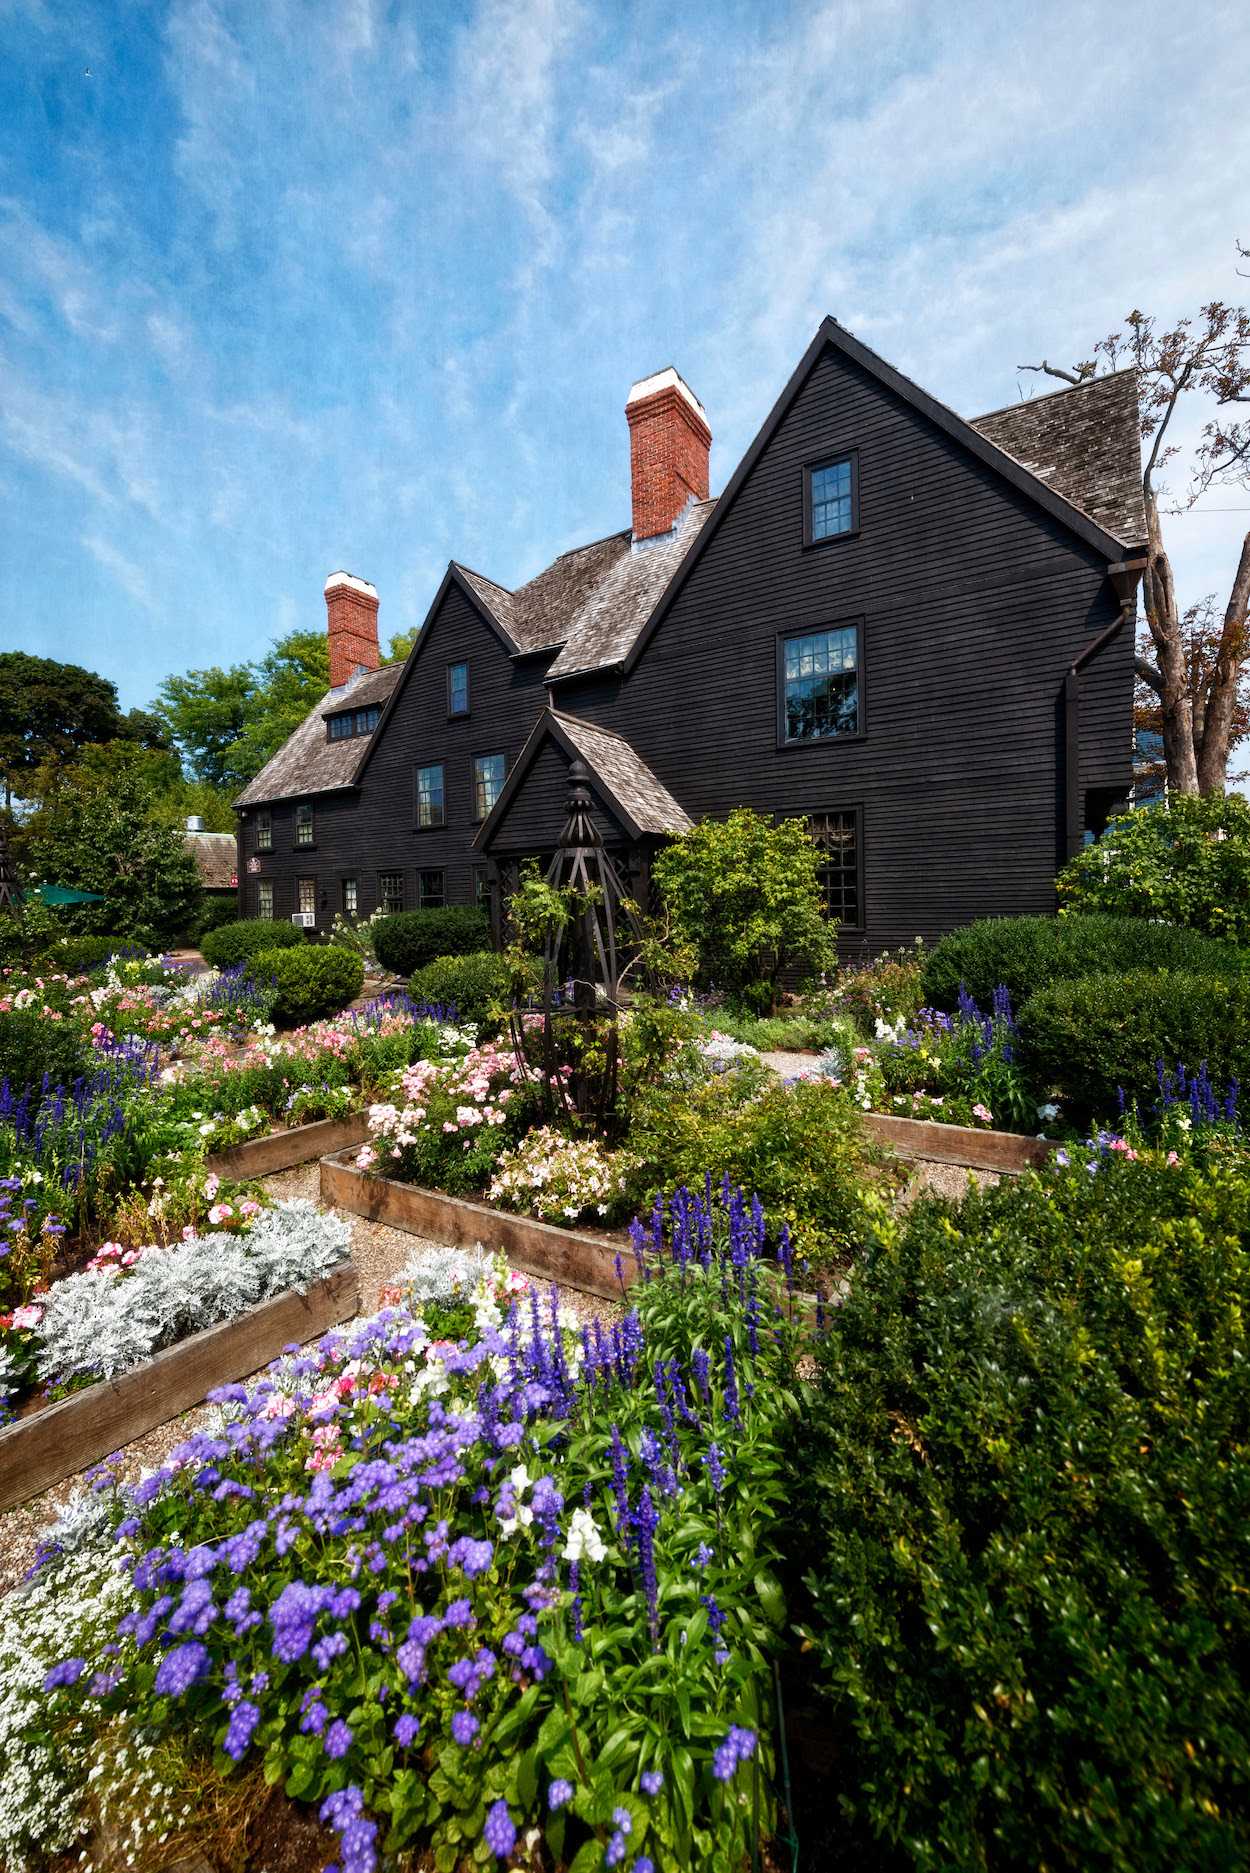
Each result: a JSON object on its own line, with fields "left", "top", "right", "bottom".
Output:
{"left": 373, "top": 908, "right": 490, "bottom": 978}
{"left": 408, "top": 951, "right": 520, "bottom": 1030}
{"left": 253, "top": 944, "right": 364, "bottom": 1027}
{"left": 201, "top": 917, "right": 305, "bottom": 970}
{"left": 922, "top": 912, "right": 1246, "bottom": 1011}
{"left": 793, "top": 1151, "right": 1250, "bottom": 1870}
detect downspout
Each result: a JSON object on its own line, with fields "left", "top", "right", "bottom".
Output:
{"left": 1062, "top": 557, "right": 1147, "bottom": 861}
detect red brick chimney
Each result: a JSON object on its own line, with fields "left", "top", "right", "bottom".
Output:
{"left": 324, "top": 572, "right": 380, "bottom": 689}
{"left": 626, "top": 368, "right": 711, "bottom": 543}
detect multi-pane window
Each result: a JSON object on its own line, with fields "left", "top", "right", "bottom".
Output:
{"left": 806, "top": 455, "right": 856, "bottom": 542}
{"left": 415, "top": 763, "right": 446, "bottom": 828}
{"left": 473, "top": 752, "right": 505, "bottom": 821}
{"left": 255, "top": 879, "right": 274, "bottom": 920}
{"left": 295, "top": 802, "right": 315, "bottom": 846}
{"left": 297, "top": 877, "right": 317, "bottom": 920}
{"left": 256, "top": 810, "right": 272, "bottom": 852}
{"left": 327, "top": 705, "right": 380, "bottom": 741}
{"left": 473, "top": 864, "right": 491, "bottom": 915}
{"left": 379, "top": 872, "right": 405, "bottom": 915}
{"left": 419, "top": 869, "right": 445, "bottom": 910}
{"left": 448, "top": 661, "right": 470, "bottom": 716}
{"left": 810, "top": 811, "right": 861, "bottom": 929}
{"left": 342, "top": 878, "right": 358, "bottom": 916}
{"left": 781, "top": 626, "right": 860, "bottom": 742}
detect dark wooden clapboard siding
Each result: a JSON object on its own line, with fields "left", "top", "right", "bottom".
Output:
{"left": 547, "top": 339, "right": 1131, "bottom": 948}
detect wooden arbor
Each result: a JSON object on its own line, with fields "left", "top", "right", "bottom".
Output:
{"left": 523, "top": 758, "right": 641, "bottom": 1133}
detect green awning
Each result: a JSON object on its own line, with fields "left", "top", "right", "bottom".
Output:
{"left": 32, "top": 883, "right": 106, "bottom": 905}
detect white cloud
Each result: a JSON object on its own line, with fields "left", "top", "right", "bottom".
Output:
{"left": 81, "top": 533, "right": 158, "bottom": 611}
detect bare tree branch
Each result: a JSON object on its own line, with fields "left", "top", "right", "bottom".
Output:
{"left": 1016, "top": 360, "right": 1093, "bottom": 386}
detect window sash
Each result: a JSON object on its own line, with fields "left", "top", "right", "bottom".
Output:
{"left": 805, "top": 453, "right": 858, "bottom": 544}
{"left": 342, "top": 878, "right": 358, "bottom": 916}
{"left": 448, "top": 661, "right": 470, "bottom": 716}
{"left": 379, "top": 872, "right": 405, "bottom": 914}
{"left": 781, "top": 625, "right": 860, "bottom": 742}
{"left": 295, "top": 804, "right": 315, "bottom": 846}
{"left": 473, "top": 753, "right": 505, "bottom": 821}
{"left": 297, "top": 877, "right": 317, "bottom": 918}
{"left": 809, "top": 810, "right": 862, "bottom": 929}
{"left": 415, "top": 763, "right": 446, "bottom": 828}
{"left": 256, "top": 880, "right": 274, "bottom": 919}
{"left": 418, "top": 869, "right": 445, "bottom": 909}
{"left": 256, "top": 812, "right": 272, "bottom": 852}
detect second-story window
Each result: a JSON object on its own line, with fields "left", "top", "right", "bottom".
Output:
{"left": 448, "top": 661, "right": 470, "bottom": 717}
{"left": 256, "top": 809, "right": 272, "bottom": 852}
{"left": 295, "top": 802, "right": 315, "bottom": 846}
{"left": 415, "top": 763, "right": 446, "bottom": 829}
{"left": 780, "top": 625, "right": 861, "bottom": 742}
{"left": 804, "top": 454, "right": 858, "bottom": 544}
{"left": 473, "top": 752, "right": 505, "bottom": 821}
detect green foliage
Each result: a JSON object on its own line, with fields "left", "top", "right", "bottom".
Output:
{"left": 700, "top": 1005, "right": 855, "bottom": 1054}
{"left": 922, "top": 912, "right": 1246, "bottom": 1012}
{"left": 21, "top": 761, "right": 201, "bottom": 947}
{"left": 651, "top": 809, "right": 836, "bottom": 1010}
{"left": 153, "top": 630, "right": 329, "bottom": 793}
{"left": 0, "top": 897, "right": 68, "bottom": 966}
{"left": 200, "top": 917, "right": 304, "bottom": 969}
{"left": 191, "top": 895, "right": 239, "bottom": 943}
{"left": 252, "top": 944, "right": 364, "bottom": 1027}
{"left": 0, "top": 651, "right": 123, "bottom": 804}
{"left": 373, "top": 906, "right": 491, "bottom": 977}
{"left": 627, "top": 1070, "right": 897, "bottom": 1268}
{"left": 1058, "top": 793, "right": 1250, "bottom": 942}
{"left": 1018, "top": 968, "right": 1250, "bottom": 1121}
{"left": 0, "top": 1006, "right": 90, "bottom": 1096}
{"left": 409, "top": 951, "right": 525, "bottom": 1029}
{"left": 795, "top": 1151, "right": 1250, "bottom": 1870}
{"left": 825, "top": 942, "right": 927, "bottom": 1036}
{"left": 40, "top": 934, "right": 143, "bottom": 975}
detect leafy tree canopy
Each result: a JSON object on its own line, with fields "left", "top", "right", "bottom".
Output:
{"left": 153, "top": 629, "right": 329, "bottom": 794}
{"left": 1058, "top": 792, "right": 1250, "bottom": 944}
{"left": 0, "top": 651, "right": 123, "bottom": 804}
{"left": 651, "top": 807, "right": 836, "bottom": 1011}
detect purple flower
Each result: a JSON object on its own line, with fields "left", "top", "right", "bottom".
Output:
{"left": 612, "top": 1805, "right": 633, "bottom": 1833}
{"left": 483, "top": 1799, "right": 516, "bottom": 1860}
{"left": 43, "top": 1657, "right": 85, "bottom": 1691}
{"left": 693, "top": 1542, "right": 713, "bottom": 1568}
{"left": 394, "top": 1712, "right": 420, "bottom": 1748}
{"left": 154, "top": 1641, "right": 210, "bottom": 1698}
{"left": 704, "top": 1442, "right": 726, "bottom": 1493}
{"left": 632, "top": 1860, "right": 656, "bottom": 1873}
{"left": 606, "top": 1831, "right": 627, "bottom": 1866}
{"left": 324, "top": 1717, "right": 353, "bottom": 1759}
{"left": 712, "top": 1724, "right": 757, "bottom": 1782}
{"left": 224, "top": 1699, "right": 260, "bottom": 1761}
{"left": 451, "top": 1710, "right": 479, "bottom": 1746}
{"left": 640, "top": 1769, "right": 663, "bottom": 1796}
{"left": 548, "top": 1777, "right": 574, "bottom": 1810}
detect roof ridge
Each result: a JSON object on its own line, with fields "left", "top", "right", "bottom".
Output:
{"left": 454, "top": 561, "right": 515, "bottom": 597}
{"left": 971, "top": 365, "right": 1137, "bottom": 425}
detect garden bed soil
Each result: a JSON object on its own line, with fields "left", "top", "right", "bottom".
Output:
{"left": 0, "top": 1264, "right": 359, "bottom": 1514}
{"left": 321, "top": 1150, "right": 633, "bottom": 1303}
{"left": 204, "top": 1110, "right": 370, "bottom": 1180}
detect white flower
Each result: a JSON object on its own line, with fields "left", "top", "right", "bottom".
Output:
{"left": 562, "top": 1507, "right": 607, "bottom": 1565}
{"left": 1036, "top": 1101, "right": 1061, "bottom": 1122}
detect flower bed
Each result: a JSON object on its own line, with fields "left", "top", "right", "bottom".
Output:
{"left": 9, "top": 1185, "right": 799, "bottom": 1873}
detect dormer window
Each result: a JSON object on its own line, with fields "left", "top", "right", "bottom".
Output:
{"left": 327, "top": 705, "right": 380, "bottom": 741}
{"left": 804, "top": 453, "right": 858, "bottom": 545}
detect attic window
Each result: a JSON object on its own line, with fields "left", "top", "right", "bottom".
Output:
{"left": 804, "top": 454, "right": 858, "bottom": 545}
{"left": 327, "top": 705, "right": 380, "bottom": 741}
{"left": 448, "top": 661, "right": 470, "bottom": 717}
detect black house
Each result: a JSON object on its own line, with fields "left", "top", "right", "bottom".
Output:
{"left": 234, "top": 320, "right": 1146, "bottom": 953}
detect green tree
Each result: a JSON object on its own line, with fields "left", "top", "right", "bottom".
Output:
{"left": 650, "top": 808, "right": 836, "bottom": 1011}
{"left": 383, "top": 628, "right": 419, "bottom": 663}
{"left": 0, "top": 652, "right": 123, "bottom": 806}
{"left": 1057, "top": 792, "right": 1250, "bottom": 943}
{"left": 23, "top": 758, "right": 201, "bottom": 946}
{"left": 153, "top": 662, "right": 256, "bottom": 792}
{"left": 153, "top": 629, "right": 330, "bottom": 794}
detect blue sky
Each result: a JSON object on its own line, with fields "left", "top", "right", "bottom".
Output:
{"left": 2, "top": 0, "right": 1248, "bottom": 712}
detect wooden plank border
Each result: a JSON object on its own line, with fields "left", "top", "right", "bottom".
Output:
{"left": 321, "top": 1152, "right": 631, "bottom": 1303}
{"left": 0, "top": 1265, "right": 359, "bottom": 1515}
{"left": 861, "top": 1110, "right": 1055, "bottom": 1173}
{"left": 206, "top": 1112, "right": 370, "bottom": 1180}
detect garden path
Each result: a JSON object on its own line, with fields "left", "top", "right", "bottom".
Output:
{"left": 0, "top": 1166, "right": 619, "bottom": 1596}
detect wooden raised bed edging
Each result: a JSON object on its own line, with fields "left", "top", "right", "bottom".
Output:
{"left": 0, "top": 1265, "right": 359, "bottom": 1515}
{"left": 206, "top": 1111, "right": 370, "bottom": 1181}
{"left": 861, "top": 1109, "right": 1055, "bottom": 1173}
{"left": 321, "top": 1151, "right": 631, "bottom": 1304}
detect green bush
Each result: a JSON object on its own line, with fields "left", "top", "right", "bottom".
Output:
{"left": 252, "top": 944, "right": 364, "bottom": 1027}
{"left": 37, "top": 934, "right": 145, "bottom": 975}
{"left": 626, "top": 1071, "right": 898, "bottom": 1268}
{"left": 1058, "top": 792, "right": 1250, "bottom": 943}
{"left": 794, "top": 1152, "right": 1250, "bottom": 1870}
{"left": 408, "top": 951, "right": 521, "bottom": 1030}
{"left": 922, "top": 912, "right": 1246, "bottom": 1011}
{"left": 1018, "top": 968, "right": 1250, "bottom": 1121}
{"left": 651, "top": 808, "right": 836, "bottom": 1011}
{"left": 192, "top": 895, "right": 239, "bottom": 943}
{"left": 0, "top": 1007, "right": 90, "bottom": 1095}
{"left": 373, "top": 907, "right": 490, "bottom": 977}
{"left": 201, "top": 917, "right": 305, "bottom": 970}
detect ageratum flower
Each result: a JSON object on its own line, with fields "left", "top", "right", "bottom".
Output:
{"left": 712, "top": 1724, "right": 757, "bottom": 1781}
{"left": 223, "top": 1698, "right": 260, "bottom": 1761}
{"left": 548, "top": 1778, "right": 574, "bottom": 1811}
{"left": 154, "top": 1640, "right": 210, "bottom": 1697}
{"left": 482, "top": 1799, "right": 517, "bottom": 1859}
{"left": 641, "top": 1769, "right": 664, "bottom": 1796}
{"left": 42, "top": 1657, "right": 85, "bottom": 1690}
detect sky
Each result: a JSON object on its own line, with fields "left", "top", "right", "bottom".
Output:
{"left": 2, "top": 0, "right": 1248, "bottom": 715}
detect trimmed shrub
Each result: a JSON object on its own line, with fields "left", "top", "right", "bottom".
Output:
{"left": 0, "top": 1007, "right": 90, "bottom": 1097}
{"left": 408, "top": 951, "right": 520, "bottom": 1030}
{"left": 793, "top": 1152, "right": 1250, "bottom": 1870}
{"left": 37, "top": 934, "right": 144, "bottom": 976}
{"left": 201, "top": 917, "right": 305, "bottom": 970}
{"left": 1058, "top": 792, "right": 1250, "bottom": 942}
{"left": 922, "top": 912, "right": 1246, "bottom": 1011}
{"left": 253, "top": 944, "right": 364, "bottom": 1027}
{"left": 374, "top": 907, "right": 490, "bottom": 978}
{"left": 191, "top": 895, "right": 240, "bottom": 943}
{"left": 1018, "top": 968, "right": 1250, "bottom": 1120}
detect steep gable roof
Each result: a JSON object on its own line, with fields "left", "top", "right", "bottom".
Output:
{"left": 473, "top": 707, "right": 692, "bottom": 850}
{"left": 183, "top": 830, "right": 237, "bottom": 889}
{"left": 233, "top": 661, "right": 402, "bottom": 807}
{"left": 970, "top": 369, "right": 1145, "bottom": 546}
{"left": 544, "top": 500, "right": 717, "bottom": 680}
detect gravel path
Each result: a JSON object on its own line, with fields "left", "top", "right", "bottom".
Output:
{"left": 0, "top": 1163, "right": 619, "bottom": 1593}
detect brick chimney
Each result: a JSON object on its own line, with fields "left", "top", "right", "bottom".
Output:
{"left": 324, "top": 572, "right": 380, "bottom": 689}
{"left": 626, "top": 367, "right": 711, "bottom": 543}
